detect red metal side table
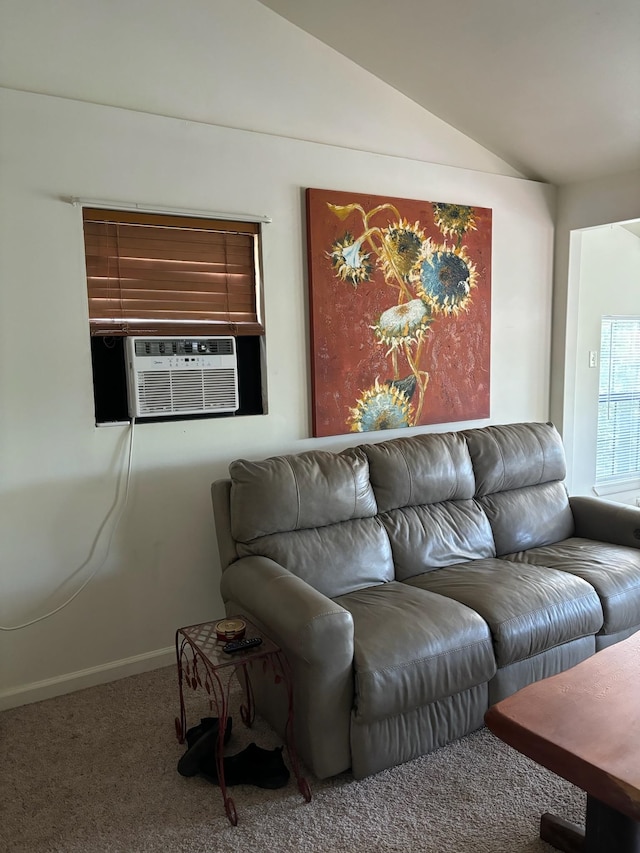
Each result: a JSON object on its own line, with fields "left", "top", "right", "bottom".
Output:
{"left": 175, "top": 616, "right": 312, "bottom": 825}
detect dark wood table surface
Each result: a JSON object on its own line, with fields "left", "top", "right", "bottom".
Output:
{"left": 485, "top": 630, "right": 640, "bottom": 852}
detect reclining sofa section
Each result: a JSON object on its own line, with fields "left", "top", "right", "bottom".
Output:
{"left": 212, "top": 421, "right": 640, "bottom": 780}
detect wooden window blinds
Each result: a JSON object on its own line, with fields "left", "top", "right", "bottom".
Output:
{"left": 83, "top": 208, "right": 264, "bottom": 336}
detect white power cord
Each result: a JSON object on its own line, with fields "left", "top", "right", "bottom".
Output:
{"left": 0, "top": 419, "right": 136, "bottom": 631}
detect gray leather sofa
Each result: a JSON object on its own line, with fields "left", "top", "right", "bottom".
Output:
{"left": 211, "top": 422, "right": 640, "bottom": 780}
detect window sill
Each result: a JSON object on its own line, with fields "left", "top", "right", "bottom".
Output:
{"left": 593, "top": 478, "right": 640, "bottom": 496}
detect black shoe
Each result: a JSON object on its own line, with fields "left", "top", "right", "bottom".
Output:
{"left": 200, "top": 742, "right": 290, "bottom": 790}
{"left": 177, "top": 716, "right": 233, "bottom": 777}
{"left": 185, "top": 716, "right": 232, "bottom": 750}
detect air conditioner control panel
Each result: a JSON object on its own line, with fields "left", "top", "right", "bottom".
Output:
{"left": 133, "top": 338, "right": 234, "bottom": 357}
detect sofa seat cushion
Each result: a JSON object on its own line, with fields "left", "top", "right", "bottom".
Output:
{"left": 502, "top": 538, "right": 640, "bottom": 635}
{"left": 334, "top": 581, "right": 495, "bottom": 724}
{"left": 404, "top": 559, "right": 603, "bottom": 667}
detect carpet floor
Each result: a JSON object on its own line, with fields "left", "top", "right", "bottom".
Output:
{"left": 0, "top": 665, "right": 585, "bottom": 852}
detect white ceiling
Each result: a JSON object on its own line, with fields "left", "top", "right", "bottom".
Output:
{"left": 257, "top": 0, "right": 640, "bottom": 186}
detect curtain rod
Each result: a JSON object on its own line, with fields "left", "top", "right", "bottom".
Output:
{"left": 66, "top": 197, "right": 272, "bottom": 224}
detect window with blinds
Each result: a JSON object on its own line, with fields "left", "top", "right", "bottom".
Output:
{"left": 82, "top": 208, "right": 264, "bottom": 336}
{"left": 595, "top": 316, "right": 640, "bottom": 485}
{"left": 82, "top": 207, "right": 266, "bottom": 423}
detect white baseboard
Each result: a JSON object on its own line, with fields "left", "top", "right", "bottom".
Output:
{"left": 0, "top": 646, "right": 176, "bottom": 711}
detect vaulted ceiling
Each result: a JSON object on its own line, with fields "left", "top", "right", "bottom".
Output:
{"left": 258, "top": 0, "right": 640, "bottom": 186}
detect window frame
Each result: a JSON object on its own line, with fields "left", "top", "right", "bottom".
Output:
{"left": 594, "top": 314, "right": 640, "bottom": 491}
{"left": 79, "top": 204, "right": 268, "bottom": 424}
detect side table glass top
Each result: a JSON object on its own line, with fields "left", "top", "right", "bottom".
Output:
{"left": 178, "top": 617, "right": 279, "bottom": 669}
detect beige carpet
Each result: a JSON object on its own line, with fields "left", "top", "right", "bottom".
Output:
{"left": 0, "top": 665, "right": 584, "bottom": 852}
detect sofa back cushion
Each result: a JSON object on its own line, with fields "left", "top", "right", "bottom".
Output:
{"left": 464, "top": 422, "right": 575, "bottom": 555}
{"left": 363, "top": 432, "right": 496, "bottom": 578}
{"left": 362, "top": 430, "right": 475, "bottom": 512}
{"left": 380, "top": 500, "right": 496, "bottom": 579}
{"left": 230, "top": 446, "right": 376, "bottom": 539}
{"left": 229, "top": 447, "right": 394, "bottom": 598}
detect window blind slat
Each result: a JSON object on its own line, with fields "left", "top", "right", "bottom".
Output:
{"left": 84, "top": 237, "right": 254, "bottom": 259}
{"left": 85, "top": 258, "right": 254, "bottom": 275}
{"left": 86, "top": 274, "right": 255, "bottom": 292}
{"left": 88, "top": 321, "right": 264, "bottom": 336}
{"left": 89, "top": 309, "right": 258, "bottom": 321}
{"left": 83, "top": 208, "right": 263, "bottom": 337}
{"left": 88, "top": 288, "right": 254, "bottom": 304}
{"left": 83, "top": 223, "right": 256, "bottom": 242}
{"left": 82, "top": 208, "right": 259, "bottom": 234}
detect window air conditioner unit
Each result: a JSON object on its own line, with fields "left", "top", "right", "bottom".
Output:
{"left": 125, "top": 336, "right": 239, "bottom": 418}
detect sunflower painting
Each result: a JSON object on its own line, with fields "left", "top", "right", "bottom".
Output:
{"left": 306, "top": 188, "right": 492, "bottom": 437}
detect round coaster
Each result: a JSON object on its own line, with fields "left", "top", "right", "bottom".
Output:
{"left": 215, "top": 618, "right": 247, "bottom": 641}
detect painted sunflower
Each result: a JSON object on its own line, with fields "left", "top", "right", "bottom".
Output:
{"left": 327, "top": 232, "right": 373, "bottom": 287}
{"left": 411, "top": 240, "right": 478, "bottom": 316}
{"left": 371, "top": 299, "right": 433, "bottom": 353}
{"left": 432, "top": 203, "right": 477, "bottom": 241}
{"left": 389, "top": 374, "right": 418, "bottom": 401}
{"left": 378, "top": 219, "right": 425, "bottom": 281}
{"left": 348, "top": 378, "right": 413, "bottom": 432}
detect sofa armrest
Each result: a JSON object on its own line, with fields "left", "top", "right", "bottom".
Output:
{"left": 570, "top": 495, "right": 640, "bottom": 548}
{"left": 220, "top": 554, "right": 354, "bottom": 665}
{"left": 220, "top": 555, "right": 355, "bottom": 778}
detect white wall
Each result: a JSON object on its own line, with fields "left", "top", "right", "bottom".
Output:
{"left": 0, "top": 0, "right": 554, "bottom": 707}
{"left": 550, "top": 169, "right": 640, "bottom": 485}
{"left": 0, "top": 0, "right": 521, "bottom": 179}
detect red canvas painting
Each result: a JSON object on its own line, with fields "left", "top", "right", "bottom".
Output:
{"left": 306, "top": 188, "right": 492, "bottom": 438}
